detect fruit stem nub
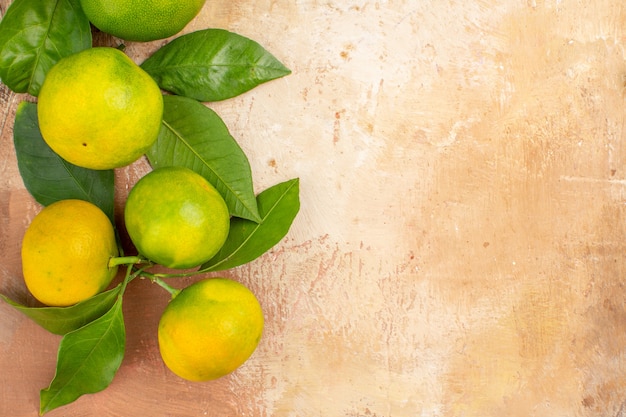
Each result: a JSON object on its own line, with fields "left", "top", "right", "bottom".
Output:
{"left": 108, "top": 255, "right": 145, "bottom": 269}
{"left": 151, "top": 277, "right": 181, "bottom": 299}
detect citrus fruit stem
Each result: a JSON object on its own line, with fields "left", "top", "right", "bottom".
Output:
{"left": 108, "top": 255, "right": 146, "bottom": 269}
{"left": 145, "top": 271, "right": 200, "bottom": 279}
{"left": 151, "top": 277, "right": 181, "bottom": 298}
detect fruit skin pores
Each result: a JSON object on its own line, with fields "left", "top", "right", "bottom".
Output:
{"left": 124, "top": 166, "right": 230, "bottom": 269}
{"left": 37, "top": 47, "right": 163, "bottom": 170}
{"left": 158, "top": 278, "right": 264, "bottom": 381}
{"left": 79, "top": 0, "right": 207, "bottom": 42}
{"left": 21, "top": 200, "right": 118, "bottom": 307}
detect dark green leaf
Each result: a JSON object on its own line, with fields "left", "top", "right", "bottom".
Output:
{"left": 141, "top": 29, "right": 291, "bottom": 102}
{"left": 0, "top": 0, "right": 92, "bottom": 96}
{"left": 0, "top": 285, "right": 121, "bottom": 336}
{"left": 148, "top": 95, "right": 261, "bottom": 222}
{"left": 201, "top": 178, "right": 300, "bottom": 271}
{"left": 13, "top": 101, "right": 115, "bottom": 222}
{"left": 39, "top": 293, "right": 125, "bottom": 415}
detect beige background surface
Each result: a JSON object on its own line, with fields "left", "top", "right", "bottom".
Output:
{"left": 2, "top": 0, "right": 626, "bottom": 416}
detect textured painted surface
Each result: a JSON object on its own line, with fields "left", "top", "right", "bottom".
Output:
{"left": 2, "top": 1, "right": 626, "bottom": 416}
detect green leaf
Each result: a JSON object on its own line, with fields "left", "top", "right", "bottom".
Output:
{"left": 0, "top": 0, "right": 92, "bottom": 96}
{"left": 39, "top": 293, "right": 125, "bottom": 415}
{"left": 148, "top": 95, "right": 261, "bottom": 222}
{"left": 13, "top": 101, "right": 115, "bottom": 222}
{"left": 201, "top": 178, "right": 300, "bottom": 271}
{"left": 0, "top": 285, "right": 121, "bottom": 336}
{"left": 141, "top": 28, "right": 291, "bottom": 102}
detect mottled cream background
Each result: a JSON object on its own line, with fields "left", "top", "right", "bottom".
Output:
{"left": 2, "top": 0, "right": 626, "bottom": 416}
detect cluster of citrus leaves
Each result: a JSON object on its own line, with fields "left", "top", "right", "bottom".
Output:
{"left": 0, "top": 0, "right": 299, "bottom": 414}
